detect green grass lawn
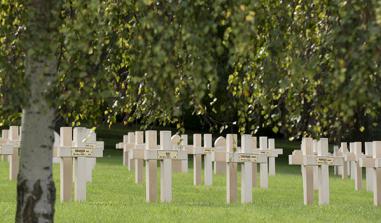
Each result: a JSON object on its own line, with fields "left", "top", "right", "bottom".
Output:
{"left": 1, "top": 142, "right": 381, "bottom": 222}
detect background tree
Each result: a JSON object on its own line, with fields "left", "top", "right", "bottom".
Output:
{"left": 0, "top": 1, "right": 116, "bottom": 222}
{"left": 1, "top": 0, "right": 381, "bottom": 222}
{"left": 0, "top": 0, "right": 221, "bottom": 221}
{"left": 224, "top": 0, "right": 381, "bottom": 142}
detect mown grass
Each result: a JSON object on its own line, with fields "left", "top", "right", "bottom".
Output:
{"left": 0, "top": 134, "right": 381, "bottom": 222}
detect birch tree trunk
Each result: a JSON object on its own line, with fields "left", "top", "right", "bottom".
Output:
{"left": 16, "top": 1, "right": 62, "bottom": 222}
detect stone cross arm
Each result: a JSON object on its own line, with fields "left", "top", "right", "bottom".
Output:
{"left": 0, "top": 140, "right": 20, "bottom": 155}
{"left": 359, "top": 157, "right": 381, "bottom": 168}
{"left": 344, "top": 152, "right": 365, "bottom": 162}
{"left": 184, "top": 145, "right": 205, "bottom": 155}
{"left": 227, "top": 152, "right": 267, "bottom": 163}
{"left": 130, "top": 144, "right": 158, "bottom": 159}
{"left": 57, "top": 141, "right": 104, "bottom": 158}
{"left": 116, "top": 142, "right": 123, "bottom": 150}
{"left": 124, "top": 142, "right": 139, "bottom": 152}
{"left": 289, "top": 150, "right": 344, "bottom": 166}
{"left": 257, "top": 148, "right": 283, "bottom": 157}
{"left": 144, "top": 149, "right": 187, "bottom": 160}
{"left": 335, "top": 150, "right": 347, "bottom": 156}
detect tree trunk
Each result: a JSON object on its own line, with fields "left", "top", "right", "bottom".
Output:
{"left": 16, "top": 101, "right": 56, "bottom": 222}
{"left": 16, "top": 1, "right": 62, "bottom": 222}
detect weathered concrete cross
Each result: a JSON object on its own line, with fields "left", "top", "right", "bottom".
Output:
{"left": 289, "top": 138, "right": 344, "bottom": 205}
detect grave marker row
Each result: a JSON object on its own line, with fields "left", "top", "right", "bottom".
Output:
{"left": 289, "top": 138, "right": 344, "bottom": 205}
{"left": 58, "top": 127, "right": 104, "bottom": 202}
{"left": 119, "top": 133, "right": 283, "bottom": 187}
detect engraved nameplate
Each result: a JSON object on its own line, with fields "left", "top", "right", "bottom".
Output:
{"left": 316, "top": 157, "right": 334, "bottom": 165}
{"left": 239, "top": 154, "right": 257, "bottom": 162}
{"left": 259, "top": 150, "right": 270, "bottom": 155}
{"left": 157, "top": 151, "right": 178, "bottom": 159}
{"left": 204, "top": 148, "right": 214, "bottom": 153}
{"left": 72, "top": 148, "right": 93, "bottom": 157}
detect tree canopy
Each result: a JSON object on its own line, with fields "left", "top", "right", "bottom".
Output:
{"left": 1, "top": 0, "right": 381, "bottom": 139}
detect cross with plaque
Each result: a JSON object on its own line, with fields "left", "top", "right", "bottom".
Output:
{"left": 130, "top": 131, "right": 185, "bottom": 182}
{"left": 359, "top": 141, "right": 381, "bottom": 206}
{"left": 226, "top": 134, "right": 267, "bottom": 203}
{"left": 179, "top": 135, "right": 189, "bottom": 173}
{"left": 128, "top": 131, "right": 146, "bottom": 184}
{"left": 289, "top": 137, "right": 344, "bottom": 205}
{"left": 258, "top": 136, "right": 283, "bottom": 189}
{"left": 183, "top": 134, "right": 205, "bottom": 186}
{"left": 213, "top": 136, "right": 258, "bottom": 186}
{"left": 132, "top": 132, "right": 145, "bottom": 183}
{"left": 144, "top": 131, "right": 187, "bottom": 202}
{"left": 333, "top": 145, "right": 339, "bottom": 176}
{"left": 81, "top": 128, "right": 99, "bottom": 183}
{"left": 345, "top": 142, "right": 363, "bottom": 191}
{"left": 268, "top": 138, "right": 282, "bottom": 176}
{"left": 365, "top": 142, "right": 373, "bottom": 192}
{"left": 336, "top": 142, "right": 350, "bottom": 179}
{"left": 1, "top": 126, "right": 21, "bottom": 181}
{"left": 115, "top": 133, "right": 135, "bottom": 168}
{"left": 126, "top": 133, "right": 136, "bottom": 170}
{"left": 203, "top": 134, "right": 213, "bottom": 185}
{"left": 289, "top": 138, "right": 314, "bottom": 205}
{"left": 115, "top": 133, "right": 133, "bottom": 166}
{"left": 183, "top": 134, "right": 215, "bottom": 185}
{"left": 130, "top": 132, "right": 188, "bottom": 180}
{"left": 312, "top": 140, "right": 319, "bottom": 190}
{"left": 57, "top": 127, "right": 104, "bottom": 202}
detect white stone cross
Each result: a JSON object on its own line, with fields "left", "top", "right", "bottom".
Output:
{"left": 144, "top": 131, "right": 187, "bottom": 202}
{"left": 183, "top": 134, "right": 218, "bottom": 186}
{"left": 336, "top": 142, "right": 350, "bottom": 179}
{"left": 359, "top": 141, "right": 381, "bottom": 206}
{"left": 115, "top": 132, "right": 135, "bottom": 169}
{"left": 124, "top": 131, "right": 144, "bottom": 183}
{"left": 333, "top": 145, "right": 339, "bottom": 176}
{"left": 312, "top": 140, "right": 319, "bottom": 190}
{"left": 258, "top": 137, "right": 283, "bottom": 189}
{"left": 132, "top": 131, "right": 144, "bottom": 183}
{"left": 179, "top": 135, "right": 188, "bottom": 173}
{"left": 57, "top": 127, "right": 104, "bottom": 202}
{"left": 213, "top": 136, "right": 258, "bottom": 186}
{"left": 226, "top": 134, "right": 267, "bottom": 204}
{"left": 289, "top": 137, "right": 344, "bottom": 205}
{"left": 345, "top": 142, "right": 363, "bottom": 191}
{"left": 365, "top": 142, "right": 373, "bottom": 192}
{"left": 203, "top": 134, "right": 213, "bottom": 185}
{"left": 268, "top": 138, "right": 282, "bottom": 176}
{"left": 130, "top": 131, "right": 187, "bottom": 183}
{"left": 183, "top": 134, "right": 204, "bottom": 186}
{"left": 289, "top": 138, "right": 314, "bottom": 205}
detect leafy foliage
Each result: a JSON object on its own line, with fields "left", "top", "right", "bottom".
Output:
{"left": 1, "top": 0, "right": 381, "bottom": 141}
